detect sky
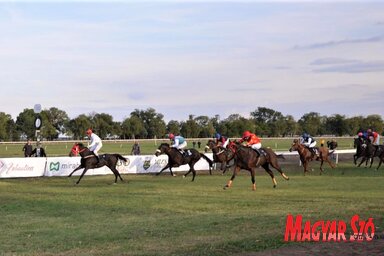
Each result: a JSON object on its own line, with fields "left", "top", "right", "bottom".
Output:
{"left": 1, "top": 0, "right": 383, "bottom": 122}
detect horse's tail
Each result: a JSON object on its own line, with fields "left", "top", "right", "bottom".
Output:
{"left": 200, "top": 153, "right": 213, "bottom": 168}
{"left": 114, "top": 154, "right": 128, "bottom": 162}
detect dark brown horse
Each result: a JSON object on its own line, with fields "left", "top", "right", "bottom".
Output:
{"left": 289, "top": 139, "right": 335, "bottom": 175}
{"left": 155, "top": 143, "right": 213, "bottom": 181}
{"left": 205, "top": 139, "right": 235, "bottom": 174}
{"left": 224, "top": 143, "right": 289, "bottom": 191}
{"left": 68, "top": 143, "right": 127, "bottom": 184}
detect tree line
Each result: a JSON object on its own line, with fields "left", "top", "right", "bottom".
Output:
{"left": 0, "top": 107, "right": 382, "bottom": 141}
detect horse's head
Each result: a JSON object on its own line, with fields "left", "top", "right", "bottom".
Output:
{"left": 69, "top": 143, "right": 87, "bottom": 157}
{"left": 289, "top": 139, "right": 300, "bottom": 152}
{"left": 205, "top": 139, "right": 217, "bottom": 151}
{"left": 69, "top": 143, "right": 80, "bottom": 157}
{"left": 155, "top": 143, "right": 170, "bottom": 156}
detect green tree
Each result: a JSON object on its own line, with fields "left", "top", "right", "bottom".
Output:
{"left": 15, "top": 109, "right": 36, "bottom": 139}
{"left": 298, "top": 112, "right": 322, "bottom": 136}
{"left": 121, "top": 116, "right": 146, "bottom": 139}
{"left": 68, "top": 114, "right": 92, "bottom": 140}
{"left": 130, "top": 108, "right": 166, "bottom": 139}
{"left": 180, "top": 115, "right": 200, "bottom": 138}
{"left": 166, "top": 120, "right": 181, "bottom": 136}
{"left": 364, "top": 115, "right": 383, "bottom": 134}
{"left": 0, "top": 112, "right": 16, "bottom": 141}
{"left": 324, "top": 114, "right": 348, "bottom": 136}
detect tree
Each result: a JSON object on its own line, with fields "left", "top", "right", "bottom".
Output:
{"left": 0, "top": 112, "right": 16, "bottom": 141}
{"left": 67, "top": 114, "right": 92, "bottom": 140}
{"left": 166, "top": 120, "right": 181, "bottom": 136}
{"left": 121, "top": 116, "right": 146, "bottom": 139}
{"left": 15, "top": 109, "right": 36, "bottom": 140}
{"left": 298, "top": 112, "right": 322, "bottom": 136}
{"left": 130, "top": 108, "right": 166, "bottom": 139}
{"left": 324, "top": 114, "right": 348, "bottom": 136}
{"left": 180, "top": 115, "right": 200, "bottom": 138}
{"left": 91, "top": 113, "right": 115, "bottom": 139}
{"left": 364, "top": 115, "right": 383, "bottom": 134}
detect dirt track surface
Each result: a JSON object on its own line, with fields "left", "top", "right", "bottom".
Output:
{"left": 242, "top": 238, "right": 384, "bottom": 256}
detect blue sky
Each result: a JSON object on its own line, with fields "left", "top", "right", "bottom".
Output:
{"left": 1, "top": 1, "right": 383, "bottom": 122}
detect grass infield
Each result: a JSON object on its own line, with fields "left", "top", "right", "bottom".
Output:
{"left": 0, "top": 160, "right": 383, "bottom": 255}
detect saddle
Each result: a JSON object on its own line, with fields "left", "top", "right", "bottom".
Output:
{"left": 178, "top": 149, "right": 192, "bottom": 157}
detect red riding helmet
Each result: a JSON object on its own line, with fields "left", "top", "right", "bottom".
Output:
{"left": 86, "top": 129, "right": 93, "bottom": 135}
{"left": 242, "top": 130, "right": 251, "bottom": 139}
{"left": 357, "top": 132, "right": 363, "bottom": 137}
{"left": 168, "top": 133, "right": 175, "bottom": 139}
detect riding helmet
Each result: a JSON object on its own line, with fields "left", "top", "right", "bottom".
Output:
{"left": 86, "top": 128, "right": 93, "bottom": 135}
{"left": 242, "top": 130, "right": 251, "bottom": 139}
{"left": 168, "top": 133, "right": 175, "bottom": 139}
{"left": 215, "top": 133, "right": 221, "bottom": 139}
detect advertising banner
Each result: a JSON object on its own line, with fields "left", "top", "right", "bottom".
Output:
{"left": 0, "top": 157, "right": 46, "bottom": 178}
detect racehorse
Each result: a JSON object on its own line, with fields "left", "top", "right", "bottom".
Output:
{"left": 224, "top": 143, "right": 289, "bottom": 191}
{"left": 155, "top": 143, "right": 213, "bottom": 181}
{"left": 205, "top": 139, "right": 235, "bottom": 174}
{"left": 289, "top": 139, "right": 335, "bottom": 175}
{"left": 353, "top": 137, "right": 367, "bottom": 165}
{"left": 375, "top": 146, "right": 384, "bottom": 170}
{"left": 68, "top": 143, "right": 127, "bottom": 184}
{"left": 355, "top": 138, "right": 377, "bottom": 168}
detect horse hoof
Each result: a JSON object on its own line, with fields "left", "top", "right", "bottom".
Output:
{"left": 182, "top": 175, "right": 185, "bottom": 178}
{"left": 273, "top": 185, "right": 276, "bottom": 188}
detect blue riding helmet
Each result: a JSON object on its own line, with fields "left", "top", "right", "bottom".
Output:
{"left": 302, "top": 133, "right": 308, "bottom": 138}
{"left": 215, "top": 133, "right": 221, "bottom": 139}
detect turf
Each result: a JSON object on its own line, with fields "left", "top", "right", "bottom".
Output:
{"left": 0, "top": 161, "right": 382, "bottom": 256}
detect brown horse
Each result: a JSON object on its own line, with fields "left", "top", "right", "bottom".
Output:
{"left": 224, "top": 143, "right": 289, "bottom": 191}
{"left": 68, "top": 143, "right": 127, "bottom": 184}
{"left": 155, "top": 143, "right": 213, "bottom": 181}
{"left": 289, "top": 139, "right": 335, "bottom": 175}
{"left": 205, "top": 139, "right": 235, "bottom": 174}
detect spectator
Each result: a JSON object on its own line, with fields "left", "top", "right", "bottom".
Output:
{"left": 131, "top": 142, "right": 141, "bottom": 155}
{"left": 327, "top": 139, "right": 338, "bottom": 150}
{"left": 197, "top": 141, "right": 201, "bottom": 148}
{"left": 31, "top": 142, "right": 47, "bottom": 157}
{"left": 22, "top": 139, "right": 33, "bottom": 157}
{"left": 192, "top": 141, "right": 196, "bottom": 148}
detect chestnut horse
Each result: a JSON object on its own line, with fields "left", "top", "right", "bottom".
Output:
{"left": 289, "top": 139, "right": 335, "bottom": 175}
{"left": 68, "top": 143, "right": 127, "bottom": 184}
{"left": 224, "top": 143, "right": 289, "bottom": 191}
{"left": 205, "top": 139, "right": 235, "bottom": 174}
{"left": 155, "top": 143, "right": 213, "bottom": 181}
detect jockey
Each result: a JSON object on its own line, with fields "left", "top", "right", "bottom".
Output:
{"left": 239, "top": 130, "right": 262, "bottom": 156}
{"left": 86, "top": 128, "right": 103, "bottom": 163}
{"left": 300, "top": 132, "right": 317, "bottom": 157}
{"left": 215, "top": 133, "right": 230, "bottom": 149}
{"left": 367, "top": 128, "right": 380, "bottom": 145}
{"left": 168, "top": 133, "right": 188, "bottom": 156}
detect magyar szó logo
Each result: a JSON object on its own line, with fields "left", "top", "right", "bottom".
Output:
{"left": 49, "top": 162, "right": 60, "bottom": 172}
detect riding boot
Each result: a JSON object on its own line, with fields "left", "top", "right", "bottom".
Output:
{"left": 93, "top": 152, "right": 100, "bottom": 164}
{"left": 254, "top": 148, "right": 261, "bottom": 157}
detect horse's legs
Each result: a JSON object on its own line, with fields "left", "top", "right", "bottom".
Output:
{"left": 262, "top": 163, "right": 277, "bottom": 188}
{"left": 157, "top": 163, "right": 175, "bottom": 176}
{"left": 376, "top": 157, "right": 383, "bottom": 170}
{"left": 224, "top": 166, "right": 240, "bottom": 189}
{"left": 68, "top": 165, "right": 83, "bottom": 177}
{"left": 319, "top": 159, "right": 324, "bottom": 175}
{"left": 269, "top": 158, "right": 289, "bottom": 181}
{"left": 110, "top": 166, "right": 124, "bottom": 183}
{"left": 250, "top": 168, "right": 256, "bottom": 191}
{"left": 75, "top": 168, "right": 89, "bottom": 184}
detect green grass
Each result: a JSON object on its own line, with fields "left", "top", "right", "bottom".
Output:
{"left": 0, "top": 137, "right": 355, "bottom": 157}
{"left": 0, "top": 161, "right": 383, "bottom": 255}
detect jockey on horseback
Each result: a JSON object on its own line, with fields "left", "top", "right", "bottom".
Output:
{"left": 86, "top": 128, "right": 103, "bottom": 163}
{"left": 300, "top": 132, "right": 317, "bottom": 159}
{"left": 169, "top": 133, "right": 188, "bottom": 156}
{"left": 215, "top": 133, "right": 230, "bottom": 150}
{"left": 367, "top": 128, "right": 380, "bottom": 145}
{"left": 239, "top": 130, "right": 262, "bottom": 156}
